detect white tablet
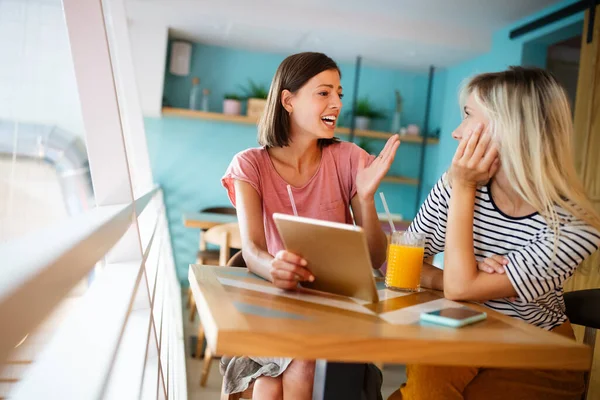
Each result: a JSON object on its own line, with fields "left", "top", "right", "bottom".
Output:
{"left": 273, "top": 213, "right": 379, "bottom": 303}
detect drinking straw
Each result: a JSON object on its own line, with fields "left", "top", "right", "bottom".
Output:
{"left": 287, "top": 184, "right": 298, "bottom": 216}
{"left": 379, "top": 192, "right": 396, "bottom": 233}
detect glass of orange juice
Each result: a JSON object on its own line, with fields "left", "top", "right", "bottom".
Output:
{"left": 386, "top": 231, "right": 426, "bottom": 292}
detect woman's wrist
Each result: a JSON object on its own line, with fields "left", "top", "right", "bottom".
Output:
{"left": 452, "top": 179, "right": 478, "bottom": 192}
{"left": 357, "top": 194, "right": 375, "bottom": 207}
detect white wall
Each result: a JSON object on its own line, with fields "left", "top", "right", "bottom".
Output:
{"left": 0, "top": 0, "right": 85, "bottom": 137}
{"left": 127, "top": 21, "right": 168, "bottom": 117}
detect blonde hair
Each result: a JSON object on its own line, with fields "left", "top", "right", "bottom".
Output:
{"left": 459, "top": 66, "right": 600, "bottom": 245}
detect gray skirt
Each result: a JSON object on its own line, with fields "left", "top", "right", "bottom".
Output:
{"left": 220, "top": 356, "right": 293, "bottom": 394}
{"left": 220, "top": 357, "right": 384, "bottom": 399}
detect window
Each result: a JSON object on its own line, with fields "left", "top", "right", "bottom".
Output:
{"left": 0, "top": 1, "right": 186, "bottom": 398}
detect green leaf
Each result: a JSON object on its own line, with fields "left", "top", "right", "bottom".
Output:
{"left": 353, "top": 97, "right": 386, "bottom": 119}
{"left": 224, "top": 93, "right": 242, "bottom": 100}
{"left": 357, "top": 137, "right": 375, "bottom": 154}
{"left": 238, "top": 79, "right": 269, "bottom": 99}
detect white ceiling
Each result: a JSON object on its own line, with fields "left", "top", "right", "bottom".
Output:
{"left": 125, "top": 0, "right": 563, "bottom": 70}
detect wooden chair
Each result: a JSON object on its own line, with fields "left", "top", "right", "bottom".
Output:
{"left": 196, "top": 223, "right": 242, "bottom": 387}
{"left": 204, "top": 223, "right": 242, "bottom": 266}
{"left": 187, "top": 206, "right": 236, "bottom": 319}
{"left": 196, "top": 206, "right": 237, "bottom": 264}
{"left": 226, "top": 249, "right": 246, "bottom": 268}
{"left": 188, "top": 207, "right": 236, "bottom": 317}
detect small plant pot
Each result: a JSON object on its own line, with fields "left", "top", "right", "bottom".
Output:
{"left": 354, "top": 116, "right": 371, "bottom": 130}
{"left": 223, "top": 99, "right": 242, "bottom": 115}
{"left": 247, "top": 98, "right": 267, "bottom": 118}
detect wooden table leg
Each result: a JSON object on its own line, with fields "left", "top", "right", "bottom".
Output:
{"left": 186, "top": 287, "right": 192, "bottom": 309}
{"left": 312, "top": 360, "right": 366, "bottom": 400}
{"left": 200, "top": 347, "right": 213, "bottom": 387}
{"left": 189, "top": 295, "right": 196, "bottom": 322}
{"left": 195, "top": 323, "right": 205, "bottom": 359}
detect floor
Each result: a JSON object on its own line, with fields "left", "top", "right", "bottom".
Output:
{"left": 183, "top": 291, "right": 407, "bottom": 399}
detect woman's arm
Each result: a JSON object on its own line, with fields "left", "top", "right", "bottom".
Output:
{"left": 421, "top": 262, "right": 444, "bottom": 291}
{"left": 350, "top": 195, "right": 387, "bottom": 268}
{"left": 444, "top": 183, "right": 517, "bottom": 300}
{"left": 235, "top": 180, "right": 314, "bottom": 289}
{"left": 353, "top": 135, "right": 400, "bottom": 268}
{"left": 443, "top": 124, "right": 517, "bottom": 301}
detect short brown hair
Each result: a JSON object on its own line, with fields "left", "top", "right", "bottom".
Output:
{"left": 258, "top": 52, "right": 341, "bottom": 148}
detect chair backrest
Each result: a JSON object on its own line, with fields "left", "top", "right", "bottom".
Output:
{"left": 200, "top": 206, "right": 237, "bottom": 216}
{"left": 203, "top": 223, "right": 242, "bottom": 265}
{"left": 564, "top": 289, "right": 600, "bottom": 329}
{"left": 226, "top": 250, "right": 246, "bottom": 268}
{"left": 563, "top": 289, "right": 599, "bottom": 400}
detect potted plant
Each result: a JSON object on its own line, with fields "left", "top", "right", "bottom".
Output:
{"left": 353, "top": 97, "right": 386, "bottom": 130}
{"left": 223, "top": 93, "right": 242, "bottom": 116}
{"left": 391, "top": 90, "right": 403, "bottom": 133}
{"left": 357, "top": 137, "right": 376, "bottom": 155}
{"left": 240, "top": 80, "right": 269, "bottom": 117}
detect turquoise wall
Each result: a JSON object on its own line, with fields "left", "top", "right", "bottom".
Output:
{"left": 522, "top": 42, "right": 549, "bottom": 68}
{"left": 146, "top": 117, "right": 258, "bottom": 282}
{"left": 163, "top": 43, "right": 439, "bottom": 133}
{"left": 153, "top": 44, "right": 443, "bottom": 281}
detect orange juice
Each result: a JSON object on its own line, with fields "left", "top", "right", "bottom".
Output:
{"left": 386, "top": 243, "right": 424, "bottom": 291}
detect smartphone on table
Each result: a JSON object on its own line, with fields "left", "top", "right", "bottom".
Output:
{"left": 420, "top": 306, "right": 487, "bottom": 328}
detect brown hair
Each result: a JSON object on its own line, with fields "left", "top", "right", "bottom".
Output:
{"left": 258, "top": 52, "right": 341, "bottom": 148}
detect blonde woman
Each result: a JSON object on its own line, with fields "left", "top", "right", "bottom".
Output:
{"left": 394, "top": 66, "right": 600, "bottom": 399}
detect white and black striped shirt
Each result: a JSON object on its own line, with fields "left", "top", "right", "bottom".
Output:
{"left": 409, "top": 175, "right": 600, "bottom": 330}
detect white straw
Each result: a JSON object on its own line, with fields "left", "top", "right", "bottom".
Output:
{"left": 287, "top": 184, "right": 298, "bottom": 216}
{"left": 379, "top": 192, "right": 396, "bottom": 233}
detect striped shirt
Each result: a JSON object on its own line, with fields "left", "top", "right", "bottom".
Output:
{"left": 409, "top": 174, "right": 600, "bottom": 330}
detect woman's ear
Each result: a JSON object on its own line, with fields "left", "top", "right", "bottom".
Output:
{"left": 281, "top": 89, "right": 294, "bottom": 114}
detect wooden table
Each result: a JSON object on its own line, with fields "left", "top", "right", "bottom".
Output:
{"left": 183, "top": 212, "right": 238, "bottom": 230}
{"left": 183, "top": 211, "right": 409, "bottom": 232}
{"left": 189, "top": 265, "right": 591, "bottom": 399}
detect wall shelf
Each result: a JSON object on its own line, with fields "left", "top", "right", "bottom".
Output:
{"left": 381, "top": 175, "right": 419, "bottom": 186}
{"left": 162, "top": 107, "right": 259, "bottom": 125}
{"left": 161, "top": 107, "right": 439, "bottom": 144}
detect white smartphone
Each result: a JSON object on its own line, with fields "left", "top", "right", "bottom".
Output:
{"left": 420, "top": 307, "right": 487, "bottom": 328}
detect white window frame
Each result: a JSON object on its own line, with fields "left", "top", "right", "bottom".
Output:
{"left": 0, "top": 0, "right": 187, "bottom": 398}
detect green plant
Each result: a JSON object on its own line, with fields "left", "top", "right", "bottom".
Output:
{"left": 354, "top": 97, "right": 386, "bottom": 119}
{"left": 394, "top": 90, "right": 403, "bottom": 113}
{"left": 224, "top": 93, "right": 242, "bottom": 101}
{"left": 239, "top": 79, "right": 269, "bottom": 99}
{"left": 357, "top": 137, "right": 375, "bottom": 155}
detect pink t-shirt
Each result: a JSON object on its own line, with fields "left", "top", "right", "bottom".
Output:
{"left": 221, "top": 141, "right": 373, "bottom": 256}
